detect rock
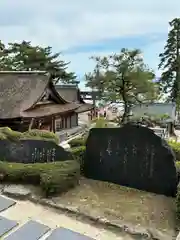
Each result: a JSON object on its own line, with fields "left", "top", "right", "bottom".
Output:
{"left": 123, "top": 224, "right": 151, "bottom": 239}
{"left": 3, "top": 185, "right": 31, "bottom": 199}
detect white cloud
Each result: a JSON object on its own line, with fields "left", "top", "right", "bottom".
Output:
{"left": 0, "top": 0, "right": 179, "bottom": 49}
{"left": 0, "top": 0, "right": 178, "bottom": 82}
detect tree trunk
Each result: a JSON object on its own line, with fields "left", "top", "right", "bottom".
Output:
{"left": 169, "top": 122, "right": 176, "bottom": 136}
{"left": 121, "top": 75, "right": 129, "bottom": 125}
{"left": 121, "top": 102, "right": 129, "bottom": 124}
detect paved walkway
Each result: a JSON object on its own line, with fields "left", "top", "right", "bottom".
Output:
{"left": 0, "top": 195, "right": 132, "bottom": 240}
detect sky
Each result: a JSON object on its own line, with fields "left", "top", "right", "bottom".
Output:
{"left": 0, "top": 0, "right": 179, "bottom": 90}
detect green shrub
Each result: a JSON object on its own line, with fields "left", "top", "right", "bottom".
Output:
{"left": 93, "top": 118, "right": 116, "bottom": 128}
{"left": 0, "top": 127, "right": 59, "bottom": 144}
{"left": 0, "top": 161, "right": 80, "bottom": 196}
{"left": 0, "top": 127, "right": 22, "bottom": 141}
{"left": 94, "top": 118, "right": 108, "bottom": 128}
{"left": 22, "top": 129, "right": 59, "bottom": 144}
{"left": 71, "top": 146, "right": 86, "bottom": 174}
{"left": 71, "top": 146, "right": 86, "bottom": 160}
{"left": 68, "top": 137, "right": 85, "bottom": 147}
{"left": 168, "top": 140, "right": 180, "bottom": 161}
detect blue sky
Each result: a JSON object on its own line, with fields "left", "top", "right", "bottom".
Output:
{"left": 0, "top": 0, "right": 179, "bottom": 89}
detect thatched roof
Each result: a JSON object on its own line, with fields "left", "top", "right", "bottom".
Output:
{"left": 55, "top": 85, "right": 93, "bottom": 113}
{"left": 0, "top": 72, "right": 79, "bottom": 119}
{"left": 22, "top": 103, "right": 79, "bottom": 118}
{"left": 0, "top": 72, "right": 49, "bottom": 119}
{"left": 55, "top": 85, "right": 85, "bottom": 103}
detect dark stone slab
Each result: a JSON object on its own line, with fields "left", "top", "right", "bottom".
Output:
{"left": 0, "top": 195, "right": 16, "bottom": 212}
{"left": 46, "top": 228, "right": 94, "bottom": 240}
{"left": 0, "top": 139, "right": 73, "bottom": 163}
{"left": 0, "top": 216, "right": 18, "bottom": 237}
{"left": 4, "top": 220, "right": 50, "bottom": 240}
{"left": 84, "top": 124, "right": 177, "bottom": 196}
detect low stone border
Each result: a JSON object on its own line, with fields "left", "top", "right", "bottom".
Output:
{"left": 0, "top": 184, "right": 176, "bottom": 240}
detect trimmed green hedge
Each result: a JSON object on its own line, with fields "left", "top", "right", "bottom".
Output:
{"left": 168, "top": 140, "right": 180, "bottom": 161}
{"left": 0, "top": 161, "right": 80, "bottom": 196}
{"left": 0, "top": 127, "right": 59, "bottom": 144}
{"left": 71, "top": 146, "right": 86, "bottom": 173}
{"left": 68, "top": 138, "right": 85, "bottom": 148}
{"left": 71, "top": 146, "right": 86, "bottom": 160}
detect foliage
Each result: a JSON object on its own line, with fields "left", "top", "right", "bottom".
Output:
{"left": 68, "top": 137, "right": 86, "bottom": 148}
{"left": 0, "top": 40, "right": 76, "bottom": 84}
{"left": 94, "top": 118, "right": 109, "bottom": 128}
{"left": 130, "top": 114, "right": 170, "bottom": 127}
{"left": 71, "top": 146, "right": 86, "bottom": 160}
{"left": 158, "top": 18, "right": 180, "bottom": 103}
{"left": 0, "top": 127, "right": 59, "bottom": 144}
{"left": 168, "top": 140, "right": 180, "bottom": 161}
{"left": 0, "top": 160, "right": 80, "bottom": 196}
{"left": 85, "top": 49, "right": 158, "bottom": 124}
{"left": 23, "top": 129, "right": 59, "bottom": 144}
{"left": 71, "top": 146, "right": 86, "bottom": 174}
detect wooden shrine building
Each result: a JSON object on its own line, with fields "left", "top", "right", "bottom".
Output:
{"left": 0, "top": 71, "right": 93, "bottom": 132}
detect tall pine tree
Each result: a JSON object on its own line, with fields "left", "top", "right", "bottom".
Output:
{"left": 158, "top": 18, "right": 180, "bottom": 103}
{"left": 0, "top": 41, "right": 76, "bottom": 84}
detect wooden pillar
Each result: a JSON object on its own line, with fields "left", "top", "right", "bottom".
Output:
{"left": 76, "top": 113, "right": 78, "bottom": 126}
{"left": 65, "top": 116, "right": 67, "bottom": 128}
{"left": 51, "top": 116, "right": 55, "bottom": 133}
{"left": 69, "top": 115, "right": 72, "bottom": 128}
{"left": 28, "top": 118, "right": 34, "bottom": 130}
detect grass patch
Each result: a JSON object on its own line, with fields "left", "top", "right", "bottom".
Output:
{"left": 0, "top": 127, "right": 59, "bottom": 144}
{"left": 0, "top": 161, "right": 80, "bottom": 196}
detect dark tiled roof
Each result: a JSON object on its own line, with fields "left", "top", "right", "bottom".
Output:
{"left": 0, "top": 72, "right": 49, "bottom": 119}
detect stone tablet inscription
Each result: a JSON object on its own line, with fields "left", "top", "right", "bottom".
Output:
{"left": 0, "top": 140, "right": 72, "bottom": 163}
{"left": 84, "top": 124, "right": 177, "bottom": 196}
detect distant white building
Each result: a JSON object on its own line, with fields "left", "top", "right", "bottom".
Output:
{"left": 131, "top": 103, "right": 176, "bottom": 122}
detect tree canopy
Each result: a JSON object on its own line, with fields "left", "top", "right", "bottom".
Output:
{"left": 0, "top": 40, "right": 76, "bottom": 84}
{"left": 158, "top": 18, "right": 180, "bottom": 103}
{"left": 85, "top": 48, "right": 158, "bottom": 123}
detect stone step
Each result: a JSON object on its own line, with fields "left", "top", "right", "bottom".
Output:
{"left": 46, "top": 227, "right": 94, "bottom": 240}
{"left": 4, "top": 220, "right": 50, "bottom": 240}
{"left": 0, "top": 196, "right": 16, "bottom": 213}
{"left": 0, "top": 195, "right": 95, "bottom": 239}
{"left": 0, "top": 216, "right": 18, "bottom": 238}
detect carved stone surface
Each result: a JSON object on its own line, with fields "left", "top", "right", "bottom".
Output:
{"left": 0, "top": 140, "right": 72, "bottom": 163}
{"left": 84, "top": 124, "right": 177, "bottom": 196}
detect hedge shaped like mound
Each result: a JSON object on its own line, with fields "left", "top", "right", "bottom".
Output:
{"left": 168, "top": 140, "right": 180, "bottom": 161}
{"left": 0, "top": 127, "right": 59, "bottom": 144}
{"left": 0, "top": 160, "right": 80, "bottom": 196}
{"left": 69, "top": 138, "right": 86, "bottom": 148}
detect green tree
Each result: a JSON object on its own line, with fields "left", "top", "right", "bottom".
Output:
{"left": 0, "top": 41, "right": 76, "bottom": 84}
{"left": 85, "top": 48, "right": 157, "bottom": 124}
{"left": 158, "top": 18, "right": 180, "bottom": 103}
